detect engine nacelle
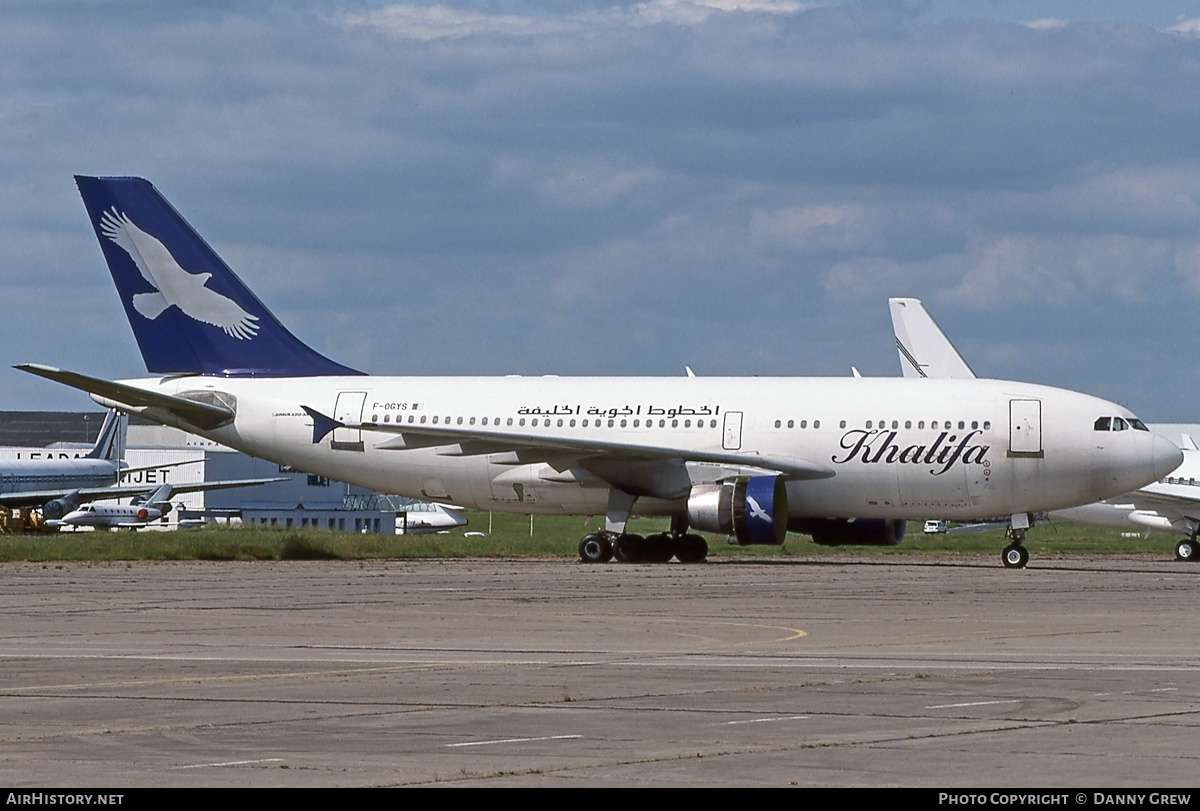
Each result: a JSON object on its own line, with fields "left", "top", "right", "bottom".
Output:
{"left": 791, "top": 517, "right": 907, "bottom": 547}
{"left": 42, "top": 498, "right": 77, "bottom": 521}
{"left": 687, "top": 475, "right": 788, "bottom": 545}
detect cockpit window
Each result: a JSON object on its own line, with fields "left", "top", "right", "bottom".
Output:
{"left": 1095, "top": 415, "right": 1149, "bottom": 432}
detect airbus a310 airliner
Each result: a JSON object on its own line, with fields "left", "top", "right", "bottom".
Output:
{"left": 17, "top": 177, "right": 1183, "bottom": 567}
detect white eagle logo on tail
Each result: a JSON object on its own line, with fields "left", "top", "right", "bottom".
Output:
{"left": 99, "top": 208, "right": 260, "bottom": 340}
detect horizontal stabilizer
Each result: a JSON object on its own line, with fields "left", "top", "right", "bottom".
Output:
{"left": 15, "top": 364, "right": 234, "bottom": 429}
{"left": 302, "top": 406, "right": 342, "bottom": 444}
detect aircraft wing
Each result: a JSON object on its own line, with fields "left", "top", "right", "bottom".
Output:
{"left": 302, "top": 406, "right": 834, "bottom": 500}
{"left": 0, "top": 483, "right": 194, "bottom": 511}
{"left": 889, "top": 298, "right": 977, "bottom": 379}
{"left": 1116, "top": 490, "right": 1200, "bottom": 521}
{"left": 159, "top": 478, "right": 287, "bottom": 498}
{"left": 0, "top": 478, "right": 284, "bottom": 512}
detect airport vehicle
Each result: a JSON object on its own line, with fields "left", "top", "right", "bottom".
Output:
{"left": 17, "top": 177, "right": 1182, "bottom": 567}
{"left": 0, "top": 408, "right": 203, "bottom": 521}
{"left": 49, "top": 477, "right": 284, "bottom": 530}
{"left": 923, "top": 520, "right": 947, "bottom": 534}
{"left": 889, "top": 297, "right": 1200, "bottom": 562}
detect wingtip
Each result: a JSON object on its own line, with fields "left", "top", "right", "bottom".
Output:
{"left": 14, "top": 363, "right": 59, "bottom": 375}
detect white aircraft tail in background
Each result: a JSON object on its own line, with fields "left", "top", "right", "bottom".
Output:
{"left": 889, "top": 298, "right": 976, "bottom": 380}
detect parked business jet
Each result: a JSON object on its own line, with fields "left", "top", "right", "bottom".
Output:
{"left": 392, "top": 500, "right": 468, "bottom": 534}
{"left": 49, "top": 477, "right": 284, "bottom": 530}
{"left": 16, "top": 177, "right": 1182, "bottom": 567}
{"left": 889, "top": 297, "right": 1199, "bottom": 562}
{"left": 0, "top": 408, "right": 201, "bottom": 521}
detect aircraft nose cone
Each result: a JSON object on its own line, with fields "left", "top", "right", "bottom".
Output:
{"left": 1153, "top": 434, "right": 1184, "bottom": 480}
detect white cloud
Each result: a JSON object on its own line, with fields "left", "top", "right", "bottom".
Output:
{"left": 337, "top": 4, "right": 580, "bottom": 40}
{"left": 1020, "top": 18, "right": 1068, "bottom": 30}
{"left": 1166, "top": 17, "right": 1200, "bottom": 36}
{"left": 337, "top": 0, "right": 809, "bottom": 40}
{"left": 4, "top": 2, "right": 1200, "bottom": 415}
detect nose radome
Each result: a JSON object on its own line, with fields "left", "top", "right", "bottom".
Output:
{"left": 1153, "top": 434, "right": 1185, "bottom": 480}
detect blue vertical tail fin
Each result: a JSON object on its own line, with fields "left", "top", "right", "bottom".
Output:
{"left": 85, "top": 409, "right": 125, "bottom": 461}
{"left": 75, "top": 176, "right": 361, "bottom": 377}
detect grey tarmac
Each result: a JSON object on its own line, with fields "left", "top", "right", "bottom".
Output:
{"left": 0, "top": 555, "right": 1197, "bottom": 787}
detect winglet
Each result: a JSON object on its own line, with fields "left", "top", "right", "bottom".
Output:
{"left": 302, "top": 406, "right": 343, "bottom": 444}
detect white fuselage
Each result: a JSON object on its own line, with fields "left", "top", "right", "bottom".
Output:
{"left": 55, "top": 503, "right": 160, "bottom": 529}
{"left": 0, "top": 459, "right": 119, "bottom": 497}
{"left": 104, "top": 374, "right": 1179, "bottom": 524}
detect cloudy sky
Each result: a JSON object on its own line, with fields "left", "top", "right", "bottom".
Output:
{"left": 3, "top": 1, "right": 1200, "bottom": 419}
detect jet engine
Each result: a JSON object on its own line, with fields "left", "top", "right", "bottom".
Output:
{"left": 791, "top": 517, "right": 907, "bottom": 546}
{"left": 42, "top": 498, "right": 78, "bottom": 521}
{"left": 686, "top": 476, "right": 788, "bottom": 545}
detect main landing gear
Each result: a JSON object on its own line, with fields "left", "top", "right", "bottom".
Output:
{"left": 578, "top": 531, "right": 708, "bottom": 564}
{"left": 577, "top": 489, "right": 708, "bottom": 564}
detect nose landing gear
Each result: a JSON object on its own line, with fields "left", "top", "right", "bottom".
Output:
{"left": 1001, "top": 515, "right": 1031, "bottom": 569}
{"left": 1176, "top": 536, "right": 1198, "bottom": 562}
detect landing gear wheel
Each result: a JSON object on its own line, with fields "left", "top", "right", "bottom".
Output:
{"left": 578, "top": 533, "right": 613, "bottom": 563}
{"left": 642, "top": 532, "right": 676, "bottom": 563}
{"left": 1002, "top": 543, "right": 1029, "bottom": 569}
{"left": 1175, "top": 539, "right": 1197, "bottom": 562}
{"left": 675, "top": 533, "right": 708, "bottom": 564}
{"left": 614, "top": 533, "right": 645, "bottom": 563}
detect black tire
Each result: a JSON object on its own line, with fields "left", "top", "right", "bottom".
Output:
{"left": 642, "top": 533, "right": 676, "bottom": 563}
{"left": 1175, "top": 539, "right": 1197, "bottom": 562}
{"left": 675, "top": 534, "right": 708, "bottom": 564}
{"left": 1001, "top": 543, "right": 1029, "bottom": 569}
{"left": 578, "top": 533, "right": 613, "bottom": 563}
{"left": 614, "top": 533, "right": 644, "bottom": 563}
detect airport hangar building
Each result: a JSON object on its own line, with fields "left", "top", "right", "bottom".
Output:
{"left": 0, "top": 411, "right": 439, "bottom": 532}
